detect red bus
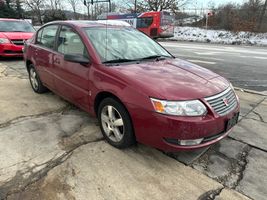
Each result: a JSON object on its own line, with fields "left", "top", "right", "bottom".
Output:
{"left": 100, "top": 11, "right": 174, "bottom": 38}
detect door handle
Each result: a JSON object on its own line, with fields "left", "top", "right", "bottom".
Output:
{"left": 54, "top": 57, "right": 60, "bottom": 65}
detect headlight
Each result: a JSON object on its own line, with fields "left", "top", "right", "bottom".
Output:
{"left": 151, "top": 98, "right": 207, "bottom": 116}
{"left": 0, "top": 38, "right": 10, "bottom": 44}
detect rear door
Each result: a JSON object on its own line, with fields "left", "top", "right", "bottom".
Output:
{"left": 34, "top": 25, "right": 59, "bottom": 90}
{"left": 53, "top": 25, "right": 91, "bottom": 111}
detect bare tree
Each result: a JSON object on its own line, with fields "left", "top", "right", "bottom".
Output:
{"left": 122, "top": 0, "right": 146, "bottom": 12}
{"left": 122, "top": 0, "right": 192, "bottom": 13}
{"left": 146, "top": 0, "right": 189, "bottom": 12}
{"left": 67, "top": 0, "right": 79, "bottom": 19}
{"left": 258, "top": 0, "right": 267, "bottom": 31}
{"left": 83, "top": 1, "right": 92, "bottom": 19}
{"left": 94, "top": 2, "right": 115, "bottom": 18}
{"left": 47, "top": 0, "right": 62, "bottom": 10}
{"left": 24, "top": 0, "right": 44, "bottom": 24}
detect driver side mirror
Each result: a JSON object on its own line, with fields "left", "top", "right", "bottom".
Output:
{"left": 64, "top": 54, "right": 90, "bottom": 66}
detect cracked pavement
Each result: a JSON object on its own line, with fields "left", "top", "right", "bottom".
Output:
{"left": 0, "top": 59, "right": 266, "bottom": 200}
{"left": 171, "top": 87, "right": 267, "bottom": 200}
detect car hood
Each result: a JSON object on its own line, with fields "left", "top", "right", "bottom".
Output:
{"left": 0, "top": 32, "right": 34, "bottom": 40}
{"left": 111, "top": 58, "right": 229, "bottom": 100}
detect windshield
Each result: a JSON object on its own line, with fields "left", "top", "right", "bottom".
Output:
{"left": 161, "top": 12, "right": 174, "bottom": 26}
{"left": 84, "top": 27, "right": 172, "bottom": 63}
{"left": 0, "top": 21, "right": 35, "bottom": 32}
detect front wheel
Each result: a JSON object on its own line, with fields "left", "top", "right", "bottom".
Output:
{"left": 28, "top": 64, "right": 47, "bottom": 94}
{"left": 98, "top": 98, "right": 136, "bottom": 149}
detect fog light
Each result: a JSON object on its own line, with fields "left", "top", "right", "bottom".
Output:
{"left": 178, "top": 138, "right": 204, "bottom": 146}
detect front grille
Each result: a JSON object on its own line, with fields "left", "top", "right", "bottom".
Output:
{"left": 205, "top": 87, "right": 237, "bottom": 116}
{"left": 11, "top": 39, "right": 24, "bottom": 46}
{"left": 4, "top": 50, "right": 23, "bottom": 54}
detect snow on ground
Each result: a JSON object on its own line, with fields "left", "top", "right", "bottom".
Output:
{"left": 171, "top": 26, "right": 267, "bottom": 46}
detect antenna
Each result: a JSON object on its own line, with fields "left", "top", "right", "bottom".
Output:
{"left": 86, "top": 0, "right": 111, "bottom": 60}
{"left": 105, "top": 0, "right": 108, "bottom": 61}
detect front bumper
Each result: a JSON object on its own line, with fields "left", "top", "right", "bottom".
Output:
{"left": 0, "top": 44, "right": 23, "bottom": 57}
{"left": 126, "top": 102, "right": 240, "bottom": 152}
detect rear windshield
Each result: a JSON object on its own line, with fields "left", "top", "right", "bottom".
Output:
{"left": 0, "top": 20, "right": 35, "bottom": 32}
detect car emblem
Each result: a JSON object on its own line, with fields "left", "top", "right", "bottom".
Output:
{"left": 223, "top": 98, "right": 229, "bottom": 106}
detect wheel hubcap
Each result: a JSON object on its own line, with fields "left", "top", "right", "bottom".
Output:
{"left": 101, "top": 105, "right": 124, "bottom": 142}
{"left": 30, "top": 68, "right": 38, "bottom": 90}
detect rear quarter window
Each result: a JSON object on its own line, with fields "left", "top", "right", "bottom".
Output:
{"left": 36, "top": 25, "right": 58, "bottom": 50}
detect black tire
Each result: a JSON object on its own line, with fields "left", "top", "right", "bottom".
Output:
{"left": 98, "top": 97, "right": 136, "bottom": 149}
{"left": 28, "top": 64, "right": 48, "bottom": 94}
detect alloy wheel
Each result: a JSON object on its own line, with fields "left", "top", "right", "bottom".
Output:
{"left": 29, "top": 68, "right": 38, "bottom": 91}
{"left": 101, "top": 105, "right": 125, "bottom": 142}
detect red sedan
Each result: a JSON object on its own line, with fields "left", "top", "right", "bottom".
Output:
{"left": 23, "top": 20, "right": 240, "bottom": 152}
{"left": 0, "top": 18, "right": 35, "bottom": 57}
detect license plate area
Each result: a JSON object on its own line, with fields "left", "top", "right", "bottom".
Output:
{"left": 225, "top": 112, "right": 239, "bottom": 131}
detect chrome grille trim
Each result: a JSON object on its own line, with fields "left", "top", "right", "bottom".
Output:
{"left": 205, "top": 87, "right": 238, "bottom": 116}
{"left": 11, "top": 39, "right": 24, "bottom": 46}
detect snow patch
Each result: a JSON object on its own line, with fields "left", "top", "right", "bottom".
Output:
{"left": 171, "top": 26, "right": 267, "bottom": 46}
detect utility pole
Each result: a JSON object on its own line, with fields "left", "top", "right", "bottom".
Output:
{"left": 257, "top": 0, "right": 267, "bottom": 31}
{"left": 83, "top": 0, "right": 111, "bottom": 19}
{"left": 206, "top": 11, "right": 213, "bottom": 29}
{"left": 87, "top": 4, "right": 90, "bottom": 19}
{"left": 205, "top": 14, "right": 208, "bottom": 30}
{"left": 134, "top": 0, "right": 137, "bottom": 13}
{"left": 83, "top": 0, "right": 91, "bottom": 19}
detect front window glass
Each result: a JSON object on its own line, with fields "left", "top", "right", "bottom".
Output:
{"left": 57, "top": 26, "right": 88, "bottom": 57}
{"left": 84, "top": 27, "right": 172, "bottom": 63}
{"left": 0, "top": 20, "right": 35, "bottom": 32}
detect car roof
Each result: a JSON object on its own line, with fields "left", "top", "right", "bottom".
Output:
{"left": 0, "top": 18, "right": 25, "bottom": 21}
{"left": 46, "top": 20, "right": 131, "bottom": 28}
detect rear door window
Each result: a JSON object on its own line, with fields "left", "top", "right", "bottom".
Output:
{"left": 56, "top": 26, "right": 88, "bottom": 58}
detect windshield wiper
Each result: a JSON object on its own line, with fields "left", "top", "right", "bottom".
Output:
{"left": 103, "top": 55, "right": 172, "bottom": 65}
{"left": 139, "top": 55, "right": 171, "bottom": 61}
{"left": 103, "top": 58, "right": 136, "bottom": 64}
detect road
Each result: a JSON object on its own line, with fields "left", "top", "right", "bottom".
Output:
{"left": 161, "top": 41, "right": 267, "bottom": 92}
{"left": 1, "top": 42, "right": 267, "bottom": 92}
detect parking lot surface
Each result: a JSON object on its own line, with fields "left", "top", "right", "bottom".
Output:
{"left": 161, "top": 41, "right": 267, "bottom": 93}
{"left": 0, "top": 57, "right": 266, "bottom": 200}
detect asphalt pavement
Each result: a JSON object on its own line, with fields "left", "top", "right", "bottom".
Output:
{"left": 1, "top": 45, "right": 267, "bottom": 199}
{"left": 161, "top": 41, "right": 267, "bottom": 93}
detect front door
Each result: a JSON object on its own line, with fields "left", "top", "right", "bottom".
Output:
{"left": 53, "top": 25, "right": 91, "bottom": 111}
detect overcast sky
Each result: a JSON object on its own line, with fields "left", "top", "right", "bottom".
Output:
{"left": 71, "top": 0, "right": 250, "bottom": 15}
{"left": 188, "top": 0, "right": 247, "bottom": 8}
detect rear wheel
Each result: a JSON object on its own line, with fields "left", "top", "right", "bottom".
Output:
{"left": 28, "top": 64, "right": 47, "bottom": 93}
{"left": 98, "top": 98, "right": 136, "bottom": 149}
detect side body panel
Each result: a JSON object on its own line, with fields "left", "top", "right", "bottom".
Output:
{"left": 52, "top": 51, "right": 91, "bottom": 111}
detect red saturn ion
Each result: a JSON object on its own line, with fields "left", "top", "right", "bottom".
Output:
{"left": 23, "top": 20, "right": 240, "bottom": 152}
{"left": 0, "top": 18, "right": 35, "bottom": 57}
